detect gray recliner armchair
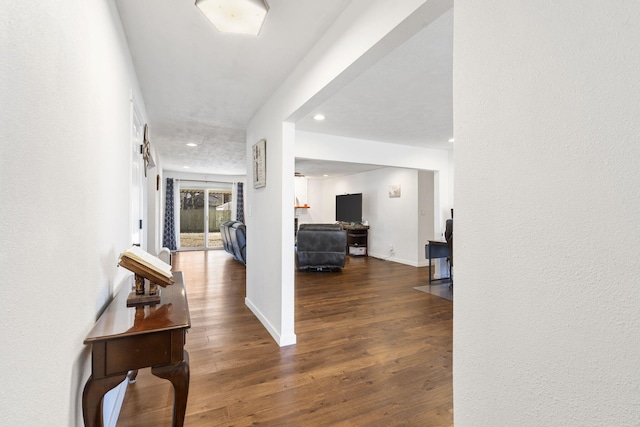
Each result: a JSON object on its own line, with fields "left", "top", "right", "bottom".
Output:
{"left": 296, "top": 224, "right": 346, "bottom": 271}
{"left": 220, "top": 220, "right": 246, "bottom": 265}
{"left": 445, "top": 218, "right": 453, "bottom": 286}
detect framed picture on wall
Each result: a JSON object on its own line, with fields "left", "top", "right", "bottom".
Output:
{"left": 253, "top": 139, "right": 266, "bottom": 188}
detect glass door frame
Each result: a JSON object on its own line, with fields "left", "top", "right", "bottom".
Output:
{"left": 176, "top": 180, "right": 233, "bottom": 251}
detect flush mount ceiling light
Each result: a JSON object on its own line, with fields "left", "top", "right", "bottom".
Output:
{"left": 195, "top": 0, "right": 269, "bottom": 36}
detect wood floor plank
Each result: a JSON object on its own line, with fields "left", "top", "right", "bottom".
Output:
{"left": 116, "top": 250, "right": 452, "bottom": 426}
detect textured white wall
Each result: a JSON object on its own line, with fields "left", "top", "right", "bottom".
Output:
{"left": 0, "top": 1, "right": 146, "bottom": 425}
{"left": 453, "top": 2, "right": 640, "bottom": 425}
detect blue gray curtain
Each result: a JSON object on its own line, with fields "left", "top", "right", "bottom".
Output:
{"left": 236, "top": 182, "right": 244, "bottom": 223}
{"left": 163, "top": 178, "right": 177, "bottom": 250}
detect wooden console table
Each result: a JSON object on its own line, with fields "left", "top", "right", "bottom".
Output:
{"left": 83, "top": 271, "right": 191, "bottom": 427}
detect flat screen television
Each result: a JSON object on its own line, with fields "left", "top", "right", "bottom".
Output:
{"left": 336, "top": 193, "right": 362, "bottom": 223}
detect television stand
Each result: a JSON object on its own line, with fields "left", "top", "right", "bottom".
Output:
{"left": 341, "top": 224, "right": 369, "bottom": 256}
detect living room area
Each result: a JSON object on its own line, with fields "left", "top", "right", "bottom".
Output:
{"left": 294, "top": 155, "right": 444, "bottom": 269}
{"left": 292, "top": 125, "right": 453, "bottom": 277}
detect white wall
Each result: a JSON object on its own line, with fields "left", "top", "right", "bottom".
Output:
{"left": 296, "top": 130, "right": 452, "bottom": 234}
{"left": 454, "top": 2, "right": 640, "bottom": 426}
{"left": 417, "top": 170, "right": 435, "bottom": 262}
{"left": 146, "top": 147, "right": 163, "bottom": 255}
{"left": 164, "top": 170, "right": 246, "bottom": 185}
{"left": 0, "top": 1, "right": 147, "bottom": 425}
{"left": 312, "top": 167, "right": 435, "bottom": 267}
{"left": 295, "top": 178, "right": 323, "bottom": 226}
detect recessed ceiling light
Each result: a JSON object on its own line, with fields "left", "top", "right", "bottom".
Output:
{"left": 183, "top": 166, "right": 190, "bottom": 169}
{"left": 323, "top": 174, "right": 329, "bottom": 177}
{"left": 448, "top": 138, "right": 455, "bottom": 143}
{"left": 186, "top": 142, "right": 198, "bottom": 147}
{"left": 313, "top": 114, "right": 325, "bottom": 121}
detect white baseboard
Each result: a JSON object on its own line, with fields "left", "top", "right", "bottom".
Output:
{"left": 245, "top": 297, "right": 297, "bottom": 347}
{"left": 368, "top": 253, "right": 419, "bottom": 267}
{"left": 103, "top": 378, "right": 128, "bottom": 427}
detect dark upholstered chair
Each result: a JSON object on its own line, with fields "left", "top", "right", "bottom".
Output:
{"left": 220, "top": 221, "right": 234, "bottom": 253}
{"left": 444, "top": 219, "right": 453, "bottom": 285}
{"left": 230, "top": 222, "right": 246, "bottom": 265}
{"left": 220, "top": 220, "right": 246, "bottom": 265}
{"left": 296, "top": 224, "right": 346, "bottom": 271}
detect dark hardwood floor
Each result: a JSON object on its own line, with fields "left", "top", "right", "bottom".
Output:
{"left": 117, "top": 250, "right": 453, "bottom": 426}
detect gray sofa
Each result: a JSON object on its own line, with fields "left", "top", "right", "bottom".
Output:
{"left": 220, "top": 220, "right": 246, "bottom": 265}
{"left": 296, "top": 224, "right": 346, "bottom": 271}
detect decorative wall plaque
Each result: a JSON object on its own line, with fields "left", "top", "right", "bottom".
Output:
{"left": 142, "top": 124, "right": 151, "bottom": 177}
{"left": 253, "top": 139, "right": 266, "bottom": 188}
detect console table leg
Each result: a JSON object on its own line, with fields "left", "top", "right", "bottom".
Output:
{"left": 151, "top": 350, "right": 190, "bottom": 427}
{"left": 82, "top": 374, "right": 127, "bottom": 427}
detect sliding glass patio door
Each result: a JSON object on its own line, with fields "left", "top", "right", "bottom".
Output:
{"left": 179, "top": 188, "right": 205, "bottom": 248}
{"left": 178, "top": 184, "right": 231, "bottom": 250}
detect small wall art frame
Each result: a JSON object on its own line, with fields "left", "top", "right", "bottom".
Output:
{"left": 388, "top": 184, "right": 401, "bottom": 198}
{"left": 253, "top": 139, "right": 266, "bottom": 188}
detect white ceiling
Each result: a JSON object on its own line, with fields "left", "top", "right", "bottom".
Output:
{"left": 115, "top": 1, "right": 453, "bottom": 177}
{"left": 294, "top": 158, "right": 385, "bottom": 180}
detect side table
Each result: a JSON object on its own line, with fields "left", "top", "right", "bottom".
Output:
{"left": 82, "top": 271, "right": 191, "bottom": 427}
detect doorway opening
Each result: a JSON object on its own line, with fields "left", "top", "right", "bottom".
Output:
{"left": 179, "top": 187, "right": 232, "bottom": 249}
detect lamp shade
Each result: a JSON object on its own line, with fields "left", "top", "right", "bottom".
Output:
{"left": 195, "top": 0, "right": 269, "bottom": 36}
